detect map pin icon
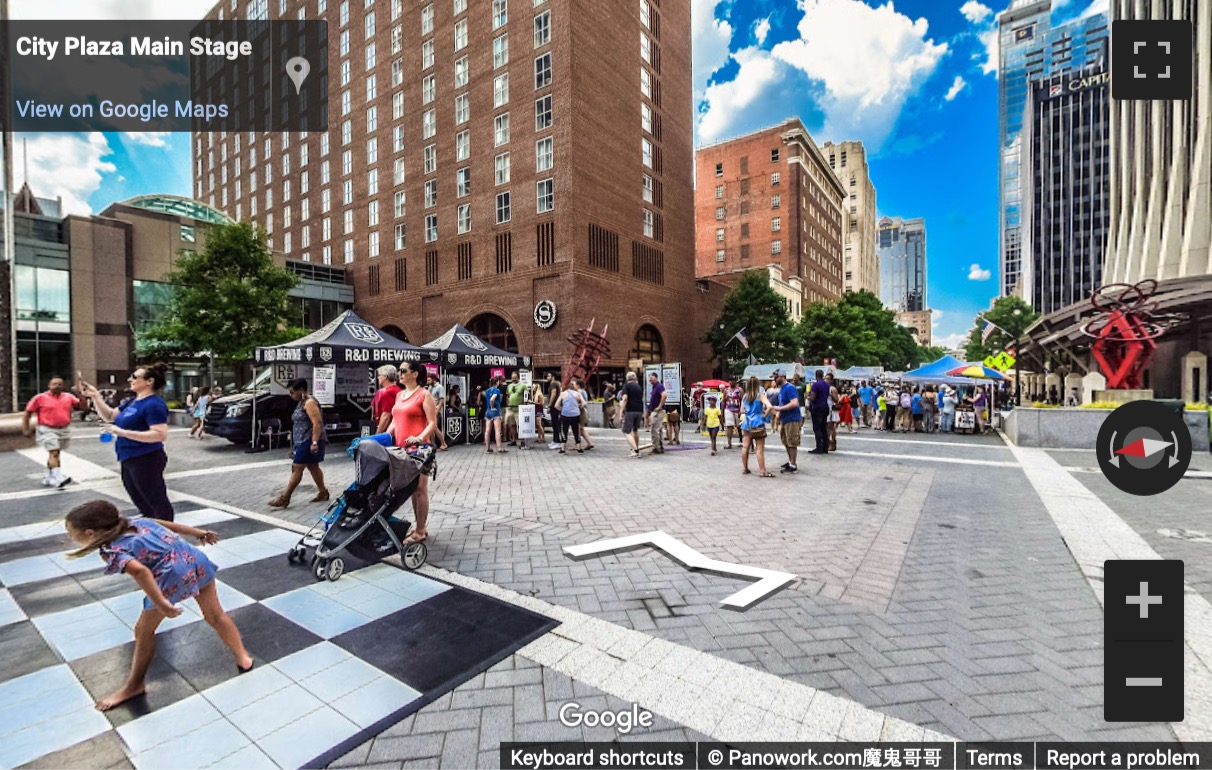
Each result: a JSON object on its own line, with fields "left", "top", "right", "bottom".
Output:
{"left": 286, "top": 57, "right": 311, "bottom": 95}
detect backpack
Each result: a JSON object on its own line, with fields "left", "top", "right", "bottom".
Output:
{"left": 899, "top": 392, "right": 912, "bottom": 409}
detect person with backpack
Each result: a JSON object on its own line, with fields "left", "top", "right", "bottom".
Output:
{"left": 896, "top": 387, "right": 913, "bottom": 433}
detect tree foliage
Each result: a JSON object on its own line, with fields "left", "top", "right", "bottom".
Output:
{"left": 140, "top": 222, "right": 301, "bottom": 363}
{"left": 963, "top": 295, "right": 1039, "bottom": 361}
{"left": 701, "top": 270, "right": 799, "bottom": 371}
{"left": 795, "top": 290, "right": 921, "bottom": 370}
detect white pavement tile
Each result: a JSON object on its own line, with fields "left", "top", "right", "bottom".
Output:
{"left": 272, "top": 641, "right": 353, "bottom": 683}
{"left": 0, "top": 588, "right": 27, "bottom": 628}
{"left": 201, "top": 664, "right": 294, "bottom": 715}
{"left": 256, "top": 706, "right": 361, "bottom": 770}
{"left": 118, "top": 694, "right": 225, "bottom": 755}
{"left": 130, "top": 716, "right": 252, "bottom": 770}
{"left": 226, "top": 684, "right": 326, "bottom": 741}
{"left": 331, "top": 675, "right": 422, "bottom": 729}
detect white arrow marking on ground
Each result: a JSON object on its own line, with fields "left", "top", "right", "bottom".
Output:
{"left": 564, "top": 531, "right": 796, "bottom": 610}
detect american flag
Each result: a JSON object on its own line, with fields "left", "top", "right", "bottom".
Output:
{"left": 981, "top": 319, "right": 999, "bottom": 343}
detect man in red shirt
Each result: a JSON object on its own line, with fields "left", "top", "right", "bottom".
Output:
{"left": 22, "top": 375, "right": 79, "bottom": 488}
{"left": 372, "top": 365, "right": 401, "bottom": 433}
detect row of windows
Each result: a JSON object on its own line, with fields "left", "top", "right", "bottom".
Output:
{"left": 712, "top": 149, "right": 781, "bottom": 178}
{"left": 714, "top": 240, "right": 783, "bottom": 262}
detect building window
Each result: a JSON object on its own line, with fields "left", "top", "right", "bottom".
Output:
{"left": 454, "top": 0, "right": 466, "bottom": 12}
{"left": 535, "top": 136, "right": 553, "bottom": 172}
{"left": 422, "top": 74, "right": 435, "bottom": 104}
{"left": 393, "top": 124, "right": 405, "bottom": 152}
{"left": 642, "top": 174, "right": 653, "bottom": 203}
{"left": 771, "top": 148, "right": 780, "bottom": 162}
{"left": 424, "top": 144, "right": 436, "bottom": 174}
{"left": 457, "top": 167, "right": 471, "bottom": 197}
{"left": 494, "top": 113, "right": 510, "bottom": 146}
{"left": 771, "top": 195, "right": 780, "bottom": 209}
{"left": 344, "top": 209, "right": 354, "bottom": 234}
{"left": 458, "top": 203, "right": 472, "bottom": 233}
{"left": 640, "top": 67, "right": 650, "bottom": 97}
{"left": 535, "top": 95, "right": 552, "bottom": 130}
{"left": 341, "top": 90, "right": 351, "bottom": 116}
{"left": 369, "top": 231, "right": 380, "bottom": 258}
{"left": 715, "top": 248, "right": 725, "bottom": 262}
{"left": 366, "top": 137, "right": 378, "bottom": 163}
{"left": 493, "top": 34, "right": 509, "bottom": 68}
{"left": 641, "top": 103, "right": 652, "bottom": 133}
{"left": 454, "top": 56, "right": 469, "bottom": 88}
{"left": 422, "top": 108, "right": 436, "bottom": 139}
{"left": 534, "top": 52, "right": 552, "bottom": 89}
{"left": 641, "top": 138, "right": 652, "bottom": 168}
{"left": 364, "top": 11, "right": 376, "bottom": 39}
{"left": 421, "top": 3, "right": 433, "bottom": 34}
{"left": 771, "top": 171, "right": 780, "bottom": 186}
{"left": 534, "top": 10, "right": 551, "bottom": 47}
{"left": 536, "top": 178, "right": 554, "bottom": 213}
{"left": 492, "top": 0, "right": 507, "bottom": 29}
{"left": 425, "top": 214, "right": 437, "bottom": 242}
{"left": 180, "top": 225, "right": 196, "bottom": 242}
{"left": 344, "top": 240, "right": 354, "bottom": 263}
{"left": 714, "top": 185, "right": 723, "bottom": 199}
{"left": 715, "top": 162, "right": 722, "bottom": 177}
{"left": 496, "top": 152, "right": 511, "bottom": 185}
{"left": 771, "top": 217, "right": 781, "bottom": 232}
{"left": 640, "top": 0, "right": 650, "bottom": 28}
{"left": 394, "top": 191, "right": 406, "bottom": 217}
{"left": 642, "top": 208, "right": 654, "bottom": 238}
{"left": 368, "top": 200, "right": 380, "bottom": 226}
{"left": 496, "top": 191, "right": 511, "bottom": 223}
{"left": 772, "top": 240, "right": 782, "bottom": 254}
{"left": 394, "top": 157, "right": 406, "bottom": 184}
{"left": 395, "top": 223, "right": 406, "bottom": 250}
{"left": 629, "top": 324, "right": 663, "bottom": 366}
{"left": 392, "top": 89, "right": 404, "bottom": 116}
{"left": 454, "top": 19, "right": 468, "bottom": 50}
{"left": 715, "top": 228, "right": 724, "bottom": 242}
{"left": 456, "top": 130, "right": 470, "bottom": 161}
{"left": 640, "top": 32, "right": 651, "bottom": 64}
{"left": 455, "top": 93, "right": 470, "bottom": 124}
{"left": 422, "top": 39, "right": 434, "bottom": 69}
{"left": 365, "top": 43, "right": 377, "bottom": 70}
{"left": 494, "top": 73, "right": 509, "bottom": 107}
{"left": 715, "top": 207, "right": 724, "bottom": 220}
{"left": 425, "top": 179, "right": 438, "bottom": 207}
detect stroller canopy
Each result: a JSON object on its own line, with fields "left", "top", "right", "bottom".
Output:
{"left": 355, "top": 439, "right": 425, "bottom": 492}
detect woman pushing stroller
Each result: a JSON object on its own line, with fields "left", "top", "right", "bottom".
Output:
{"left": 386, "top": 362, "right": 438, "bottom": 546}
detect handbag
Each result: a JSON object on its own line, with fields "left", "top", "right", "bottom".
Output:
{"left": 747, "top": 424, "right": 767, "bottom": 440}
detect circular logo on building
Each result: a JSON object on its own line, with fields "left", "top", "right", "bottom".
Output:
{"left": 1097, "top": 401, "right": 1191, "bottom": 496}
{"left": 534, "top": 300, "right": 557, "bottom": 329}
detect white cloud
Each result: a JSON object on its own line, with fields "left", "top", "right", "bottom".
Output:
{"left": 968, "top": 263, "right": 993, "bottom": 281}
{"left": 125, "top": 132, "right": 171, "bottom": 148}
{"left": 1080, "top": 0, "right": 1109, "bottom": 17}
{"left": 935, "top": 332, "right": 970, "bottom": 350}
{"left": 960, "top": 1, "right": 992, "bottom": 23}
{"left": 768, "top": 0, "right": 948, "bottom": 151}
{"left": 697, "top": 48, "right": 790, "bottom": 143}
{"left": 10, "top": 0, "right": 217, "bottom": 19}
{"left": 754, "top": 16, "right": 772, "bottom": 45}
{"left": 16, "top": 132, "right": 117, "bottom": 215}
{"left": 692, "top": 0, "right": 735, "bottom": 101}
{"left": 977, "top": 26, "right": 1000, "bottom": 76}
{"left": 932, "top": 309, "right": 945, "bottom": 323}
{"left": 944, "top": 75, "right": 967, "bottom": 101}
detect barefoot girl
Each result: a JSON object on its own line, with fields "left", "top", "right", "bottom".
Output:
{"left": 65, "top": 500, "right": 253, "bottom": 711}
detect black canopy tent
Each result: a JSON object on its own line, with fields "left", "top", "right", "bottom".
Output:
{"left": 420, "top": 324, "right": 533, "bottom": 368}
{"left": 254, "top": 310, "right": 429, "bottom": 367}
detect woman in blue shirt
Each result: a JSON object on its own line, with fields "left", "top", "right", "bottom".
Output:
{"left": 82, "top": 364, "right": 176, "bottom": 521}
{"left": 484, "top": 376, "right": 505, "bottom": 454}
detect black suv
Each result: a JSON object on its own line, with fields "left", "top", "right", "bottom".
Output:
{"left": 205, "top": 390, "right": 370, "bottom": 445}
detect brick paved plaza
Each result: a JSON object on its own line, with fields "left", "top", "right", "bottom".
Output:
{"left": 4, "top": 421, "right": 1212, "bottom": 767}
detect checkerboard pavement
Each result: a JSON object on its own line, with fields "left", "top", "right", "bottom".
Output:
{"left": 0, "top": 491, "right": 555, "bottom": 770}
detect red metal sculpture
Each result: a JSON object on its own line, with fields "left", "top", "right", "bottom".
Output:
{"left": 1080, "top": 281, "right": 1180, "bottom": 389}
{"left": 561, "top": 318, "right": 611, "bottom": 387}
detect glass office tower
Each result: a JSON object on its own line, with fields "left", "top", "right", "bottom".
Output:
{"left": 998, "top": 0, "right": 1109, "bottom": 297}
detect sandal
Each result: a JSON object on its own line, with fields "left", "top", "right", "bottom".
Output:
{"left": 486, "top": 448, "right": 494, "bottom": 453}
{"left": 742, "top": 469, "right": 752, "bottom": 475}
{"left": 267, "top": 496, "right": 290, "bottom": 508}
{"left": 402, "top": 531, "right": 428, "bottom": 546}
{"left": 760, "top": 472, "right": 775, "bottom": 478}
{"left": 310, "top": 490, "right": 330, "bottom": 503}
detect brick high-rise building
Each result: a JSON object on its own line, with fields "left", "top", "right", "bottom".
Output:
{"left": 821, "top": 141, "right": 878, "bottom": 297}
{"left": 694, "top": 119, "right": 846, "bottom": 305}
{"left": 194, "top": 0, "right": 717, "bottom": 380}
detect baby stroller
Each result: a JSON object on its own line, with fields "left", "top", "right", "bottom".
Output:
{"left": 288, "top": 439, "right": 437, "bottom": 582}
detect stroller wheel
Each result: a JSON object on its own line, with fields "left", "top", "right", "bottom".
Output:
{"left": 402, "top": 541, "right": 428, "bottom": 570}
{"left": 288, "top": 545, "right": 306, "bottom": 564}
{"left": 327, "top": 557, "right": 345, "bottom": 581}
{"left": 312, "top": 557, "right": 328, "bottom": 580}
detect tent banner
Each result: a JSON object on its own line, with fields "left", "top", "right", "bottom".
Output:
{"left": 313, "top": 366, "right": 336, "bottom": 406}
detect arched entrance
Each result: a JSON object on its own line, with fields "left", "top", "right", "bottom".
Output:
{"left": 629, "top": 324, "right": 664, "bottom": 366}
{"left": 382, "top": 324, "right": 409, "bottom": 342}
{"left": 467, "top": 313, "right": 518, "bottom": 352}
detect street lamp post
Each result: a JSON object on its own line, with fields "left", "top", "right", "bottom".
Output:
{"left": 1012, "top": 308, "right": 1023, "bottom": 406}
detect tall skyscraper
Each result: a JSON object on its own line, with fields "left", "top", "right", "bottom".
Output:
{"left": 997, "top": 0, "right": 1109, "bottom": 297}
{"left": 877, "top": 216, "right": 926, "bottom": 312}
{"left": 1021, "top": 62, "right": 1110, "bottom": 314}
{"left": 821, "top": 141, "right": 879, "bottom": 297}
{"left": 694, "top": 119, "right": 846, "bottom": 305}
{"left": 195, "top": 0, "right": 712, "bottom": 376}
{"left": 1105, "top": 0, "right": 1211, "bottom": 283}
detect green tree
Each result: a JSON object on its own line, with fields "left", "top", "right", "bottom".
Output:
{"left": 796, "top": 290, "right": 921, "bottom": 370}
{"left": 141, "top": 222, "right": 303, "bottom": 364}
{"left": 701, "top": 270, "right": 799, "bottom": 372}
{"left": 916, "top": 344, "right": 947, "bottom": 364}
{"left": 963, "top": 296, "right": 1039, "bottom": 361}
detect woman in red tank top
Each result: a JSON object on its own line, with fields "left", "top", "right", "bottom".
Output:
{"left": 386, "top": 362, "right": 438, "bottom": 544}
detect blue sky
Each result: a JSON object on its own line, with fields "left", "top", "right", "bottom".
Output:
{"left": 13, "top": 0, "right": 1107, "bottom": 348}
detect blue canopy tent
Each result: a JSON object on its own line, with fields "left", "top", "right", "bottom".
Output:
{"left": 901, "top": 355, "right": 973, "bottom": 384}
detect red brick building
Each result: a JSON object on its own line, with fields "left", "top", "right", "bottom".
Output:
{"left": 694, "top": 119, "right": 846, "bottom": 305}
{"left": 195, "top": 0, "right": 722, "bottom": 381}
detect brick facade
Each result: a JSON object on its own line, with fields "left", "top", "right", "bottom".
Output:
{"left": 195, "top": 0, "right": 718, "bottom": 380}
{"left": 694, "top": 119, "right": 846, "bottom": 305}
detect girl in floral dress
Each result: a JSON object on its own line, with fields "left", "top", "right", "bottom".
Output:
{"left": 65, "top": 500, "right": 253, "bottom": 711}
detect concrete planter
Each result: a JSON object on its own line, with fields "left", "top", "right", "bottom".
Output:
{"left": 168, "top": 409, "right": 196, "bottom": 428}
{"left": 1005, "top": 407, "right": 1210, "bottom": 451}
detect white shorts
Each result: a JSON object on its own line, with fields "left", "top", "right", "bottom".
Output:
{"left": 36, "top": 424, "right": 71, "bottom": 452}
{"left": 724, "top": 410, "right": 737, "bottom": 427}
{"left": 828, "top": 409, "right": 840, "bottom": 423}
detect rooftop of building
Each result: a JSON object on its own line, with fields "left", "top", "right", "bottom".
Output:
{"left": 694, "top": 118, "right": 808, "bottom": 152}
{"left": 114, "top": 194, "right": 233, "bottom": 224}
